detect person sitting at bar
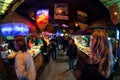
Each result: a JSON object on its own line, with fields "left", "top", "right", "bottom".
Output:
{"left": 80, "top": 29, "right": 115, "bottom": 80}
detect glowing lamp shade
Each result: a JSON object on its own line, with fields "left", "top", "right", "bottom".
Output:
{"left": 0, "top": 23, "right": 29, "bottom": 36}
{"left": 36, "top": 9, "right": 49, "bottom": 30}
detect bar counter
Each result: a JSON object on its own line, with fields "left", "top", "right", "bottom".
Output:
{"left": 75, "top": 48, "right": 90, "bottom": 70}
{"left": 3, "top": 47, "right": 44, "bottom": 80}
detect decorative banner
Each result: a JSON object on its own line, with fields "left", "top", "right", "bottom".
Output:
{"left": 110, "top": 3, "right": 119, "bottom": 25}
{"left": 36, "top": 9, "right": 49, "bottom": 30}
{"left": 54, "top": 3, "right": 68, "bottom": 20}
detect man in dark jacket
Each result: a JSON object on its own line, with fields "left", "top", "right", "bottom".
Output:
{"left": 67, "top": 38, "right": 78, "bottom": 71}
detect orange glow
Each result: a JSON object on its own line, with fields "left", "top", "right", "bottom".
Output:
{"left": 36, "top": 9, "right": 49, "bottom": 29}
{"left": 36, "top": 14, "right": 48, "bottom": 24}
{"left": 36, "top": 14, "right": 49, "bottom": 29}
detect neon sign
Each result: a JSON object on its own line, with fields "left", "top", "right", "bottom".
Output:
{"left": 36, "top": 9, "right": 49, "bottom": 24}
{"left": 0, "top": 23, "right": 29, "bottom": 36}
{"left": 36, "top": 9, "right": 49, "bottom": 29}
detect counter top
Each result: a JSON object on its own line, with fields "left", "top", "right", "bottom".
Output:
{"left": 3, "top": 45, "right": 42, "bottom": 64}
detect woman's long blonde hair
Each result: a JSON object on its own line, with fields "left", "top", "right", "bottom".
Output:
{"left": 90, "top": 29, "right": 112, "bottom": 78}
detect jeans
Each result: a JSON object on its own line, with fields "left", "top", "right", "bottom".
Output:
{"left": 68, "top": 58, "right": 76, "bottom": 70}
{"left": 51, "top": 48, "right": 56, "bottom": 60}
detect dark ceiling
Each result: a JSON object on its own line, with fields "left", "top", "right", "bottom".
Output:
{"left": 15, "top": 0, "right": 110, "bottom": 24}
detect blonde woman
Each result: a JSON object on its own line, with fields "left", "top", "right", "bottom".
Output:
{"left": 80, "top": 29, "right": 115, "bottom": 80}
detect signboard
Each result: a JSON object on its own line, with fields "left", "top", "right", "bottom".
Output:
{"left": 54, "top": 3, "right": 68, "bottom": 20}
{"left": 0, "top": 23, "right": 29, "bottom": 36}
{"left": 36, "top": 9, "right": 49, "bottom": 30}
{"left": 77, "top": 10, "right": 88, "bottom": 24}
{"left": 77, "top": 10, "right": 88, "bottom": 30}
{"left": 110, "top": 3, "right": 119, "bottom": 25}
{"left": 82, "top": 27, "right": 119, "bottom": 38}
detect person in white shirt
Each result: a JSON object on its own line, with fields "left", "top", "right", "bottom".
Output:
{"left": 14, "top": 36, "right": 36, "bottom": 80}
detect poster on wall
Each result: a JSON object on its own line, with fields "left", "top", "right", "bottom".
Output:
{"left": 54, "top": 3, "right": 68, "bottom": 20}
{"left": 110, "top": 3, "right": 119, "bottom": 25}
{"left": 36, "top": 9, "right": 49, "bottom": 30}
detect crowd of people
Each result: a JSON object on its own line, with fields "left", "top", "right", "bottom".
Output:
{"left": 6, "top": 29, "right": 116, "bottom": 80}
